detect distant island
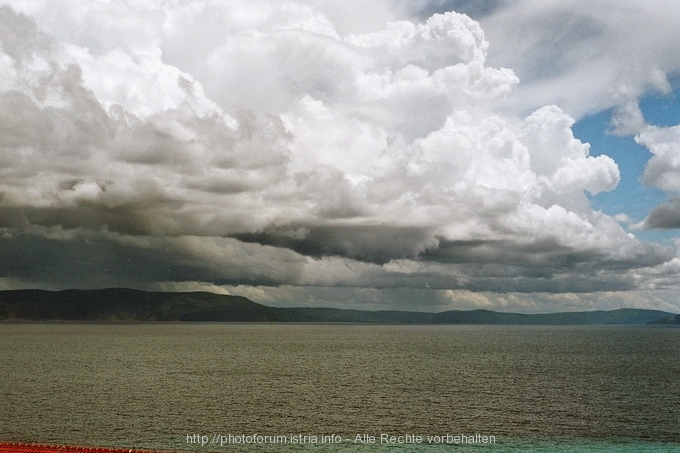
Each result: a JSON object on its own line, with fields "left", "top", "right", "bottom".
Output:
{"left": 0, "top": 288, "right": 678, "bottom": 325}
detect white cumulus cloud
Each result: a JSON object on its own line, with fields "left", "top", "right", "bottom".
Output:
{"left": 0, "top": 0, "right": 677, "bottom": 310}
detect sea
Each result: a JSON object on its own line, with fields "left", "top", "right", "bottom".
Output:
{"left": 1, "top": 323, "right": 679, "bottom": 453}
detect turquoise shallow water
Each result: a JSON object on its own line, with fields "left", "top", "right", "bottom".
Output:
{"left": 1, "top": 324, "right": 679, "bottom": 453}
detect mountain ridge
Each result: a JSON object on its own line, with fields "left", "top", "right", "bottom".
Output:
{"left": 0, "top": 288, "right": 676, "bottom": 325}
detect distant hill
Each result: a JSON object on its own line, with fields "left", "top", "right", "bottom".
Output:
{"left": 648, "top": 313, "right": 680, "bottom": 325}
{"left": 0, "top": 289, "right": 676, "bottom": 325}
{"left": 0, "top": 289, "right": 285, "bottom": 322}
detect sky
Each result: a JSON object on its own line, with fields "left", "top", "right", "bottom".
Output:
{"left": 1, "top": 0, "right": 680, "bottom": 313}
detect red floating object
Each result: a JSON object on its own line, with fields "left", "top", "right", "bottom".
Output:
{"left": 0, "top": 443, "right": 173, "bottom": 453}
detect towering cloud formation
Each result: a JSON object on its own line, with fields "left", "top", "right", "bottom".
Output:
{"left": 0, "top": 1, "right": 677, "bottom": 310}
{"left": 480, "top": 0, "right": 680, "bottom": 119}
{"left": 635, "top": 125, "right": 680, "bottom": 229}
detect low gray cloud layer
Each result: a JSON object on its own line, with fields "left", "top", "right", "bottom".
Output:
{"left": 0, "top": 1, "right": 679, "bottom": 311}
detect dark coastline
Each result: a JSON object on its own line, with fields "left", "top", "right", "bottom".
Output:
{"left": 1, "top": 288, "right": 677, "bottom": 324}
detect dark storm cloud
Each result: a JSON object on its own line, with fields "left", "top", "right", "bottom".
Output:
{"left": 0, "top": 203, "right": 177, "bottom": 236}
{"left": 424, "top": 238, "right": 671, "bottom": 270}
{"left": 0, "top": 233, "right": 304, "bottom": 289}
{"left": 463, "top": 274, "right": 637, "bottom": 293}
{"left": 641, "top": 197, "right": 680, "bottom": 229}
{"left": 0, "top": 234, "right": 205, "bottom": 288}
{"left": 232, "top": 225, "right": 437, "bottom": 264}
{"left": 228, "top": 229, "right": 672, "bottom": 293}
{"left": 415, "top": 238, "right": 667, "bottom": 293}
{"left": 232, "top": 224, "right": 671, "bottom": 274}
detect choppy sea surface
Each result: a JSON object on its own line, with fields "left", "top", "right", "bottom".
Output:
{"left": 1, "top": 323, "right": 679, "bottom": 453}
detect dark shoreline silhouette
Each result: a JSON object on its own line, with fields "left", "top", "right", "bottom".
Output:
{"left": 1, "top": 288, "right": 678, "bottom": 324}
